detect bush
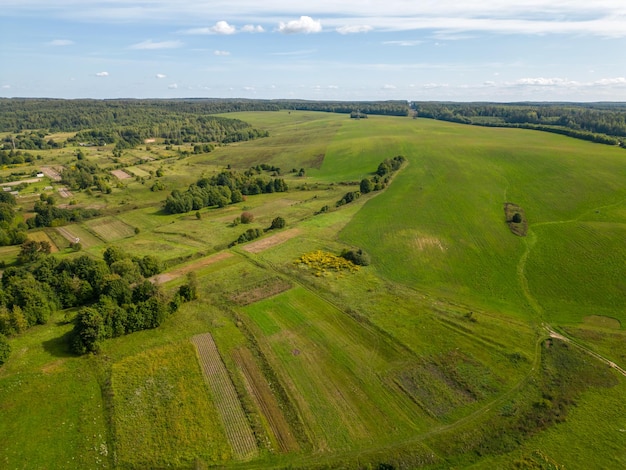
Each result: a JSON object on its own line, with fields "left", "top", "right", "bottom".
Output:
{"left": 240, "top": 211, "right": 254, "bottom": 224}
{"left": 0, "top": 333, "right": 10, "bottom": 366}
{"left": 512, "top": 212, "right": 522, "bottom": 223}
{"left": 340, "top": 248, "right": 371, "bottom": 266}
{"left": 269, "top": 216, "right": 286, "bottom": 230}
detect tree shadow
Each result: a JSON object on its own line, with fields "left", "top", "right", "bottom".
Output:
{"left": 42, "top": 328, "right": 75, "bottom": 358}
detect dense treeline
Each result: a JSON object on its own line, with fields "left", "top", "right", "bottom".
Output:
{"left": 0, "top": 245, "right": 194, "bottom": 356}
{"left": 0, "top": 99, "right": 270, "bottom": 150}
{"left": 27, "top": 198, "right": 100, "bottom": 228}
{"left": 276, "top": 100, "right": 409, "bottom": 116}
{"left": 412, "top": 102, "right": 626, "bottom": 146}
{"left": 164, "top": 168, "right": 288, "bottom": 214}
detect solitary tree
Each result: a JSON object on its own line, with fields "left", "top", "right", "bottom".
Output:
{"left": 512, "top": 212, "right": 523, "bottom": 223}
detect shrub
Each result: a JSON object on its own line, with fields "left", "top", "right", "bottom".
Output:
{"left": 240, "top": 211, "right": 254, "bottom": 224}
{"left": 340, "top": 248, "right": 371, "bottom": 266}
{"left": 270, "top": 216, "right": 286, "bottom": 230}
{"left": 0, "top": 333, "right": 10, "bottom": 366}
{"left": 512, "top": 212, "right": 522, "bottom": 223}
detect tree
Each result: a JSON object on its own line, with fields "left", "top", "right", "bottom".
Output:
{"left": 71, "top": 307, "right": 104, "bottom": 354}
{"left": 269, "top": 216, "right": 286, "bottom": 230}
{"left": 512, "top": 212, "right": 523, "bottom": 223}
{"left": 240, "top": 211, "right": 254, "bottom": 224}
{"left": 0, "top": 333, "right": 10, "bottom": 366}
{"left": 360, "top": 178, "right": 373, "bottom": 194}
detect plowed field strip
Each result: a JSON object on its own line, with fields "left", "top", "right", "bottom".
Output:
{"left": 151, "top": 252, "right": 233, "bottom": 284}
{"left": 191, "top": 333, "right": 258, "bottom": 460}
{"left": 233, "top": 348, "right": 299, "bottom": 453}
{"left": 241, "top": 228, "right": 301, "bottom": 253}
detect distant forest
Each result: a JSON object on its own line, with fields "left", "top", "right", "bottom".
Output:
{"left": 412, "top": 102, "right": 626, "bottom": 146}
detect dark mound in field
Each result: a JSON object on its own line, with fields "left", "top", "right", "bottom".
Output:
{"left": 504, "top": 203, "right": 528, "bottom": 236}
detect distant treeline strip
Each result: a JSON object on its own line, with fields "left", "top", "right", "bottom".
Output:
{"left": 0, "top": 99, "right": 410, "bottom": 134}
{"left": 412, "top": 102, "right": 626, "bottom": 146}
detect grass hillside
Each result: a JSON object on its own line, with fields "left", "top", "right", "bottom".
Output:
{"left": 1, "top": 110, "right": 625, "bottom": 469}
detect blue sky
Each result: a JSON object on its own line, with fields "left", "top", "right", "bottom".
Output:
{"left": 1, "top": 1, "right": 626, "bottom": 101}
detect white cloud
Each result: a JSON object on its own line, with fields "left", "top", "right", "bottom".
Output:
{"left": 382, "top": 84, "right": 396, "bottom": 89}
{"left": 182, "top": 21, "right": 236, "bottom": 35}
{"left": 336, "top": 25, "right": 372, "bottom": 34}
{"left": 130, "top": 40, "right": 183, "bottom": 50}
{"left": 1, "top": 85, "right": 11, "bottom": 89}
{"left": 156, "top": 73, "right": 166, "bottom": 79}
{"left": 593, "top": 77, "right": 626, "bottom": 86}
{"left": 278, "top": 16, "right": 322, "bottom": 34}
{"left": 383, "top": 40, "right": 423, "bottom": 46}
{"left": 95, "top": 71, "right": 109, "bottom": 77}
{"left": 214, "top": 50, "right": 231, "bottom": 56}
{"left": 168, "top": 83, "right": 178, "bottom": 89}
{"left": 211, "top": 20, "right": 236, "bottom": 34}
{"left": 47, "top": 39, "right": 74, "bottom": 46}
{"left": 242, "top": 86, "right": 255, "bottom": 91}
{"left": 241, "top": 24, "right": 264, "bottom": 33}
{"left": 483, "top": 81, "right": 496, "bottom": 86}
{"left": 512, "top": 77, "right": 579, "bottom": 87}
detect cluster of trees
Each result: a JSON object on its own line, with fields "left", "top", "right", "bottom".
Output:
{"left": 27, "top": 197, "right": 100, "bottom": 228}
{"left": 0, "top": 192, "right": 28, "bottom": 247}
{"left": 0, "top": 243, "right": 192, "bottom": 356}
{"left": 412, "top": 102, "right": 626, "bottom": 146}
{"left": 164, "top": 170, "right": 288, "bottom": 214}
{"left": 0, "top": 99, "right": 270, "bottom": 150}
{"left": 336, "top": 156, "right": 406, "bottom": 208}
{"left": 61, "top": 159, "right": 111, "bottom": 193}
{"left": 229, "top": 228, "right": 263, "bottom": 247}
{"left": 1, "top": 131, "right": 63, "bottom": 151}
{"left": 0, "top": 149, "right": 38, "bottom": 165}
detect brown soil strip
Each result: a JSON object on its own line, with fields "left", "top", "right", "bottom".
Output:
{"left": 241, "top": 228, "right": 301, "bottom": 254}
{"left": 57, "top": 187, "right": 73, "bottom": 198}
{"left": 56, "top": 226, "right": 80, "bottom": 243}
{"left": 41, "top": 166, "right": 62, "bottom": 181}
{"left": 230, "top": 279, "right": 292, "bottom": 306}
{"left": 233, "top": 348, "right": 300, "bottom": 453}
{"left": 151, "top": 252, "right": 233, "bottom": 284}
{"left": 111, "top": 169, "right": 133, "bottom": 180}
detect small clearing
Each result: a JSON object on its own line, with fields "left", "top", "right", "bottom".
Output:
{"left": 241, "top": 228, "right": 301, "bottom": 253}
{"left": 111, "top": 169, "right": 133, "bottom": 180}
{"left": 151, "top": 252, "right": 233, "bottom": 284}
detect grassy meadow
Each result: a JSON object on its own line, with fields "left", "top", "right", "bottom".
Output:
{"left": 1, "top": 110, "right": 626, "bottom": 468}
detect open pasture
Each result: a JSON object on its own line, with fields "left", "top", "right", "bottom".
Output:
{"left": 111, "top": 340, "right": 232, "bottom": 468}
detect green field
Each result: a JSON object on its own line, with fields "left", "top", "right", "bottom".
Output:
{"left": 1, "top": 110, "right": 625, "bottom": 469}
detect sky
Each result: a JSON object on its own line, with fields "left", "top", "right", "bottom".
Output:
{"left": 1, "top": 1, "right": 626, "bottom": 101}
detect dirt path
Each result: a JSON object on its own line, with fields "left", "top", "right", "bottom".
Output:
{"left": 544, "top": 324, "right": 626, "bottom": 377}
{"left": 151, "top": 252, "right": 233, "bottom": 284}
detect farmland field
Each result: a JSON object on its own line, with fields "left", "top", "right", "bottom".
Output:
{"left": 1, "top": 108, "right": 625, "bottom": 469}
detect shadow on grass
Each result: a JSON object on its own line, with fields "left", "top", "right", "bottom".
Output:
{"left": 42, "top": 328, "right": 75, "bottom": 358}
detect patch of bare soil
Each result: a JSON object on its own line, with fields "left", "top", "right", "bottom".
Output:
{"left": 57, "top": 187, "right": 73, "bottom": 198}
{"left": 41, "top": 166, "right": 63, "bottom": 181}
{"left": 241, "top": 228, "right": 301, "bottom": 254}
{"left": 111, "top": 169, "right": 133, "bottom": 180}
{"left": 151, "top": 252, "right": 233, "bottom": 284}
{"left": 504, "top": 202, "right": 528, "bottom": 236}
{"left": 230, "top": 279, "right": 292, "bottom": 306}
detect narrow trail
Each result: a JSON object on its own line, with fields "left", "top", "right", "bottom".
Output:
{"left": 514, "top": 197, "right": 626, "bottom": 378}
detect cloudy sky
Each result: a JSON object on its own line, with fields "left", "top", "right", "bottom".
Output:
{"left": 1, "top": 1, "right": 626, "bottom": 101}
